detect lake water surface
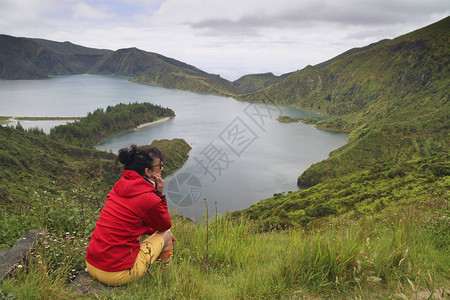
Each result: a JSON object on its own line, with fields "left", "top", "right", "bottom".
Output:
{"left": 0, "top": 75, "right": 348, "bottom": 220}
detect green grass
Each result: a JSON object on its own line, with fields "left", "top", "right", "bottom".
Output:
{"left": 1, "top": 205, "right": 448, "bottom": 299}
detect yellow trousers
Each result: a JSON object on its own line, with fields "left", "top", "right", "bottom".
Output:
{"left": 86, "top": 233, "right": 164, "bottom": 286}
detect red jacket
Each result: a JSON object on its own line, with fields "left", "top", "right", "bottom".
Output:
{"left": 86, "top": 170, "right": 171, "bottom": 272}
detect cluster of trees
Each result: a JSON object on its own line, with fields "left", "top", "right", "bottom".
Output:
{"left": 50, "top": 102, "right": 174, "bottom": 147}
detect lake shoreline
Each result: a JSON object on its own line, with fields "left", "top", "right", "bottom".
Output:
{"left": 2, "top": 75, "right": 348, "bottom": 219}
{"left": 7, "top": 116, "right": 81, "bottom": 121}
{"left": 135, "top": 116, "right": 174, "bottom": 130}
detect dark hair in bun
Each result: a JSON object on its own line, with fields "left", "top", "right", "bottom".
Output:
{"left": 117, "top": 144, "right": 163, "bottom": 176}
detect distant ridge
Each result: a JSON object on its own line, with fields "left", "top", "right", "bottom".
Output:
{"left": 0, "top": 35, "right": 50, "bottom": 79}
{"left": 27, "top": 38, "right": 111, "bottom": 56}
{"left": 97, "top": 47, "right": 243, "bottom": 95}
{"left": 0, "top": 36, "right": 243, "bottom": 95}
{"left": 0, "top": 35, "right": 112, "bottom": 79}
{"left": 232, "top": 72, "right": 292, "bottom": 94}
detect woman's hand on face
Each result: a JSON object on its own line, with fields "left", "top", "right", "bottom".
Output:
{"left": 152, "top": 175, "right": 164, "bottom": 195}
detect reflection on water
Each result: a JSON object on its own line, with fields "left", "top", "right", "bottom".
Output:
{"left": 1, "top": 75, "right": 348, "bottom": 220}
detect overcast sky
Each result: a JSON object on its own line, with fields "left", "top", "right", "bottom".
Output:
{"left": 1, "top": 0, "right": 448, "bottom": 80}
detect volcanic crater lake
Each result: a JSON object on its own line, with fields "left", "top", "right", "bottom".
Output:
{"left": 0, "top": 75, "right": 348, "bottom": 220}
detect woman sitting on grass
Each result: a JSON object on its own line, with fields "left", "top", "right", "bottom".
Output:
{"left": 86, "top": 144, "right": 176, "bottom": 286}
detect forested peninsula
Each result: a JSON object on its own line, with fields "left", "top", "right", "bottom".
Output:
{"left": 49, "top": 102, "right": 175, "bottom": 147}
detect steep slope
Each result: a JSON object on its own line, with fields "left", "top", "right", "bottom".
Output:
{"left": 0, "top": 35, "right": 50, "bottom": 79}
{"left": 313, "top": 39, "right": 390, "bottom": 69}
{"left": 231, "top": 153, "right": 449, "bottom": 229}
{"left": 29, "top": 38, "right": 111, "bottom": 75}
{"left": 0, "top": 35, "right": 110, "bottom": 79}
{"left": 89, "top": 47, "right": 243, "bottom": 95}
{"left": 240, "top": 17, "right": 449, "bottom": 186}
{"left": 88, "top": 47, "right": 165, "bottom": 76}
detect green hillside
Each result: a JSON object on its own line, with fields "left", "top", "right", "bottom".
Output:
{"left": 0, "top": 125, "right": 116, "bottom": 247}
{"left": 239, "top": 16, "right": 449, "bottom": 187}
{"left": 276, "top": 115, "right": 299, "bottom": 123}
{"left": 109, "top": 48, "right": 243, "bottom": 96}
{"left": 313, "top": 39, "right": 390, "bottom": 69}
{"left": 131, "top": 70, "right": 241, "bottom": 96}
{"left": 231, "top": 153, "right": 449, "bottom": 229}
{"left": 0, "top": 35, "right": 110, "bottom": 79}
{"left": 88, "top": 47, "right": 166, "bottom": 76}
{"left": 232, "top": 72, "right": 289, "bottom": 93}
{"left": 0, "top": 35, "right": 51, "bottom": 79}
{"left": 0, "top": 124, "right": 191, "bottom": 248}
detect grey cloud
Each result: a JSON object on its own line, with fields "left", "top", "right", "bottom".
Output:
{"left": 189, "top": 18, "right": 262, "bottom": 37}
{"left": 187, "top": 0, "right": 449, "bottom": 36}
